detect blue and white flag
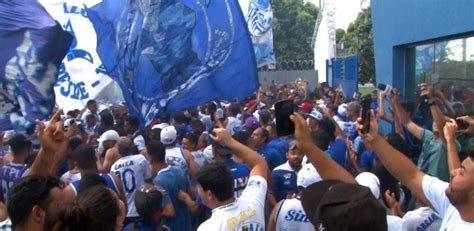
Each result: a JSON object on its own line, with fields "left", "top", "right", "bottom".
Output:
{"left": 0, "top": 1, "right": 72, "bottom": 131}
{"left": 239, "top": 0, "right": 276, "bottom": 67}
{"left": 39, "top": 0, "right": 114, "bottom": 112}
{"left": 87, "top": 0, "right": 259, "bottom": 125}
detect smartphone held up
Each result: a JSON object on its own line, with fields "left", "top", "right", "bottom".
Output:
{"left": 275, "top": 99, "right": 295, "bottom": 137}
{"left": 361, "top": 95, "right": 372, "bottom": 134}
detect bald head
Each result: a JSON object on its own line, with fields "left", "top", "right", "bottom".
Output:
{"left": 116, "top": 137, "right": 135, "bottom": 156}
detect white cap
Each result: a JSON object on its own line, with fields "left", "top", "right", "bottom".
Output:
{"left": 355, "top": 172, "right": 381, "bottom": 199}
{"left": 308, "top": 110, "right": 323, "bottom": 121}
{"left": 203, "top": 145, "right": 214, "bottom": 161}
{"left": 215, "top": 108, "right": 224, "bottom": 119}
{"left": 152, "top": 123, "right": 169, "bottom": 130}
{"left": 160, "top": 126, "right": 177, "bottom": 144}
{"left": 297, "top": 163, "right": 322, "bottom": 188}
{"left": 337, "top": 103, "right": 349, "bottom": 117}
{"left": 97, "top": 130, "right": 120, "bottom": 143}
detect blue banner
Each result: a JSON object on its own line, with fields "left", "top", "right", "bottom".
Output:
{"left": 87, "top": 0, "right": 259, "bottom": 125}
{"left": 239, "top": 0, "right": 276, "bottom": 67}
{"left": 0, "top": 1, "right": 72, "bottom": 131}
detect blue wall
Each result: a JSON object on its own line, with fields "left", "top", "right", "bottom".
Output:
{"left": 371, "top": 0, "right": 474, "bottom": 95}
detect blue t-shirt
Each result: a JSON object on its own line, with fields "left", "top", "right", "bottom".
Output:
{"left": 328, "top": 138, "right": 347, "bottom": 168}
{"left": 223, "top": 159, "right": 250, "bottom": 197}
{"left": 70, "top": 173, "right": 119, "bottom": 195}
{"left": 258, "top": 145, "right": 285, "bottom": 170}
{"left": 271, "top": 162, "right": 298, "bottom": 201}
{"left": 358, "top": 151, "right": 377, "bottom": 172}
{"left": 153, "top": 166, "right": 191, "bottom": 231}
{"left": 0, "top": 163, "right": 28, "bottom": 203}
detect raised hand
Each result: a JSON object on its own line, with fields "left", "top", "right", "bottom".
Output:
{"left": 35, "top": 109, "right": 67, "bottom": 153}
{"left": 209, "top": 128, "right": 233, "bottom": 146}
{"left": 443, "top": 119, "right": 458, "bottom": 141}
{"left": 418, "top": 83, "right": 433, "bottom": 100}
{"left": 356, "top": 110, "right": 380, "bottom": 142}
{"left": 289, "top": 112, "right": 313, "bottom": 148}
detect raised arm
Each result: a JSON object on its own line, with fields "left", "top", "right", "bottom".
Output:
{"left": 421, "top": 84, "right": 447, "bottom": 142}
{"left": 357, "top": 111, "right": 429, "bottom": 205}
{"left": 392, "top": 89, "right": 423, "bottom": 140}
{"left": 443, "top": 119, "right": 461, "bottom": 171}
{"left": 29, "top": 110, "right": 68, "bottom": 176}
{"left": 290, "top": 113, "right": 356, "bottom": 183}
{"left": 379, "top": 91, "right": 394, "bottom": 123}
{"left": 211, "top": 128, "right": 268, "bottom": 180}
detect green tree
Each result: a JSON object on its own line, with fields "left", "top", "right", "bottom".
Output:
{"left": 272, "top": 0, "right": 318, "bottom": 62}
{"left": 337, "top": 7, "right": 375, "bottom": 84}
{"left": 336, "top": 28, "right": 346, "bottom": 45}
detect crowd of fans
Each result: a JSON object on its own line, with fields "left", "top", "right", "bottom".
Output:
{"left": 0, "top": 79, "right": 473, "bottom": 231}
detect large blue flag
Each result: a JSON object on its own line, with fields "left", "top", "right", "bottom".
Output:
{"left": 87, "top": 0, "right": 259, "bottom": 125}
{"left": 0, "top": 1, "right": 72, "bottom": 131}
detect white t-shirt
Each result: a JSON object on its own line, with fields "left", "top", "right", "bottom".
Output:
{"left": 274, "top": 198, "right": 314, "bottom": 231}
{"left": 226, "top": 116, "right": 242, "bottom": 135}
{"left": 192, "top": 150, "right": 211, "bottom": 168}
{"left": 401, "top": 207, "right": 441, "bottom": 231}
{"left": 422, "top": 175, "right": 474, "bottom": 230}
{"left": 165, "top": 146, "right": 189, "bottom": 173}
{"left": 111, "top": 154, "right": 151, "bottom": 218}
{"left": 60, "top": 171, "right": 81, "bottom": 185}
{"left": 386, "top": 215, "right": 402, "bottom": 231}
{"left": 198, "top": 176, "right": 267, "bottom": 231}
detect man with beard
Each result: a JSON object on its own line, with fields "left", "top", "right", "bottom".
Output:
{"left": 358, "top": 110, "right": 474, "bottom": 229}
{"left": 268, "top": 141, "right": 304, "bottom": 207}
{"left": 7, "top": 176, "right": 64, "bottom": 231}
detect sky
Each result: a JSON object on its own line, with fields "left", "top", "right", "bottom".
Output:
{"left": 306, "top": 0, "right": 370, "bottom": 31}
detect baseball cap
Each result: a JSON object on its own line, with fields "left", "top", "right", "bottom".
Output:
{"left": 160, "top": 126, "right": 177, "bottom": 144}
{"left": 308, "top": 110, "right": 323, "bottom": 121}
{"left": 243, "top": 116, "right": 259, "bottom": 130}
{"left": 97, "top": 130, "right": 120, "bottom": 143}
{"left": 337, "top": 103, "right": 349, "bottom": 118}
{"left": 245, "top": 100, "right": 256, "bottom": 110}
{"left": 355, "top": 172, "right": 381, "bottom": 199}
{"left": 215, "top": 108, "right": 224, "bottom": 119}
{"left": 301, "top": 180, "right": 387, "bottom": 230}
{"left": 299, "top": 102, "right": 313, "bottom": 113}
{"left": 135, "top": 184, "right": 164, "bottom": 220}
{"left": 288, "top": 140, "right": 298, "bottom": 150}
{"left": 258, "top": 110, "right": 271, "bottom": 122}
{"left": 211, "top": 139, "right": 233, "bottom": 156}
{"left": 297, "top": 163, "right": 322, "bottom": 188}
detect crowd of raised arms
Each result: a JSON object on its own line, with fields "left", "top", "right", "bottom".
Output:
{"left": 0, "top": 79, "right": 473, "bottom": 231}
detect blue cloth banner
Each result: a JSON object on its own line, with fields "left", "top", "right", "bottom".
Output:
{"left": 87, "top": 0, "right": 259, "bottom": 125}
{"left": 239, "top": 0, "right": 276, "bottom": 67}
{"left": 0, "top": 1, "right": 72, "bottom": 131}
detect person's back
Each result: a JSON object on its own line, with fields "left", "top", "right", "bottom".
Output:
{"left": 0, "top": 163, "right": 28, "bottom": 203}
{"left": 224, "top": 159, "right": 250, "bottom": 198}
{"left": 153, "top": 165, "right": 191, "bottom": 230}
{"left": 111, "top": 154, "right": 150, "bottom": 218}
{"left": 69, "top": 173, "right": 119, "bottom": 195}
{"left": 274, "top": 198, "right": 314, "bottom": 231}
{"left": 164, "top": 146, "right": 188, "bottom": 172}
{"left": 0, "top": 134, "right": 31, "bottom": 203}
